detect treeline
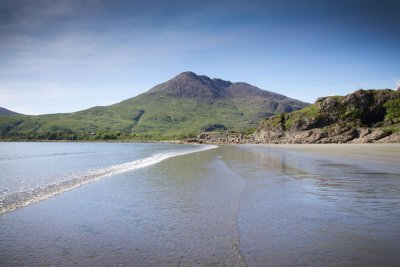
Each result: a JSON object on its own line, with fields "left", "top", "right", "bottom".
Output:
{"left": 0, "top": 131, "right": 198, "bottom": 142}
{"left": 0, "top": 127, "right": 256, "bottom": 142}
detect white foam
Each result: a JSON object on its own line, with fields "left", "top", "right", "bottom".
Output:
{"left": 93, "top": 144, "right": 217, "bottom": 177}
{"left": 0, "top": 144, "right": 217, "bottom": 214}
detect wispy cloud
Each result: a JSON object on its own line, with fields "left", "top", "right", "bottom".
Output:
{"left": 0, "top": 4, "right": 243, "bottom": 98}
{"left": 1, "top": 0, "right": 399, "bottom": 113}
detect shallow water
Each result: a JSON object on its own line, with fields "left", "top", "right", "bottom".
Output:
{"left": 0, "top": 143, "right": 399, "bottom": 266}
{"left": 0, "top": 142, "right": 212, "bottom": 213}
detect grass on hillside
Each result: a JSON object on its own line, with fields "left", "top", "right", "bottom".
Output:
{"left": 0, "top": 96, "right": 273, "bottom": 140}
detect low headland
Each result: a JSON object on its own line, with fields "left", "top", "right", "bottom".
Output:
{"left": 185, "top": 89, "right": 400, "bottom": 144}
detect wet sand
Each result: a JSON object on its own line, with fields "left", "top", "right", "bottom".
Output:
{"left": 1, "top": 144, "right": 400, "bottom": 266}
{"left": 228, "top": 144, "right": 400, "bottom": 266}
{"left": 257, "top": 143, "right": 400, "bottom": 166}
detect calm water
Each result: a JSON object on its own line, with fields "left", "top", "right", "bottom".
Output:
{"left": 0, "top": 142, "right": 214, "bottom": 213}
{"left": 0, "top": 143, "right": 399, "bottom": 266}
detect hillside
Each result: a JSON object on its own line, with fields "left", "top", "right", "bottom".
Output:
{"left": 0, "top": 107, "right": 21, "bottom": 115}
{"left": 255, "top": 89, "right": 400, "bottom": 143}
{"left": 0, "top": 72, "right": 308, "bottom": 140}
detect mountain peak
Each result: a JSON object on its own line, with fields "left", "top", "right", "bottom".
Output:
{"left": 173, "top": 72, "right": 232, "bottom": 86}
{"left": 146, "top": 72, "right": 308, "bottom": 109}
{"left": 148, "top": 71, "right": 230, "bottom": 100}
{"left": 175, "top": 71, "right": 199, "bottom": 80}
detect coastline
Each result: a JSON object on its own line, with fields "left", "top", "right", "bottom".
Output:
{"left": 0, "top": 143, "right": 217, "bottom": 214}
{"left": 2, "top": 125, "right": 400, "bottom": 145}
{"left": 2, "top": 133, "right": 400, "bottom": 147}
{"left": 182, "top": 130, "right": 400, "bottom": 144}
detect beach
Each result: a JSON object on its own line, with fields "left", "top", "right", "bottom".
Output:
{"left": 1, "top": 143, "right": 400, "bottom": 266}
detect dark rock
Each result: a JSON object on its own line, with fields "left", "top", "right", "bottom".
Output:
{"left": 315, "top": 97, "right": 327, "bottom": 103}
{"left": 342, "top": 89, "right": 371, "bottom": 109}
{"left": 317, "top": 96, "right": 340, "bottom": 111}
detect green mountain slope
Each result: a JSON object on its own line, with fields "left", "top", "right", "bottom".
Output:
{"left": 0, "top": 72, "right": 308, "bottom": 140}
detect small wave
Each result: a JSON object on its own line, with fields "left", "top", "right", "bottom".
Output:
{"left": 0, "top": 145, "right": 217, "bottom": 214}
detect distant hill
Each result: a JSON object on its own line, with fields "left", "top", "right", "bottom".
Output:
{"left": 255, "top": 89, "right": 400, "bottom": 143}
{"left": 0, "top": 107, "right": 21, "bottom": 115}
{"left": 0, "top": 72, "right": 308, "bottom": 140}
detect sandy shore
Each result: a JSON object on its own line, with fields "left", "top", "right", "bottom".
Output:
{"left": 250, "top": 143, "right": 400, "bottom": 167}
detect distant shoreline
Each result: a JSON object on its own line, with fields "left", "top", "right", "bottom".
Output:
{"left": 1, "top": 137, "right": 400, "bottom": 144}
{"left": 0, "top": 138, "right": 183, "bottom": 144}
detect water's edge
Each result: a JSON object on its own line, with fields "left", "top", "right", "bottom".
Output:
{"left": 217, "top": 157, "right": 248, "bottom": 267}
{"left": 0, "top": 145, "right": 217, "bottom": 214}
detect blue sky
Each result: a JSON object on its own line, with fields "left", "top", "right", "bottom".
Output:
{"left": 0, "top": 0, "right": 399, "bottom": 114}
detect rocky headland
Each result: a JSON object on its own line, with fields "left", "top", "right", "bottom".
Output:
{"left": 188, "top": 89, "right": 400, "bottom": 144}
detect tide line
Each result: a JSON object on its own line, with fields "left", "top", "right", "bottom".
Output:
{"left": 0, "top": 144, "right": 217, "bottom": 214}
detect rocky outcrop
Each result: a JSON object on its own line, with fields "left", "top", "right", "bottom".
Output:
{"left": 253, "top": 127, "right": 396, "bottom": 144}
{"left": 184, "top": 132, "right": 255, "bottom": 144}
{"left": 255, "top": 89, "right": 400, "bottom": 144}
{"left": 184, "top": 127, "right": 400, "bottom": 145}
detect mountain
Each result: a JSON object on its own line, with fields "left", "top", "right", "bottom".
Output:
{"left": 254, "top": 89, "right": 400, "bottom": 143}
{"left": 0, "top": 72, "right": 308, "bottom": 140}
{"left": 0, "top": 107, "right": 21, "bottom": 115}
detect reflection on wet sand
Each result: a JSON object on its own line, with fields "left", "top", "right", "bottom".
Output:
{"left": 225, "top": 144, "right": 400, "bottom": 266}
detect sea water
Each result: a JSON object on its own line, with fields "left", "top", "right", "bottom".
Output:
{"left": 0, "top": 142, "right": 214, "bottom": 214}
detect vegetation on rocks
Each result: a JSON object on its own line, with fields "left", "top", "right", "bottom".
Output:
{"left": 256, "top": 89, "right": 400, "bottom": 144}
{"left": 384, "top": 99, "right": 400, "bottom": 122}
